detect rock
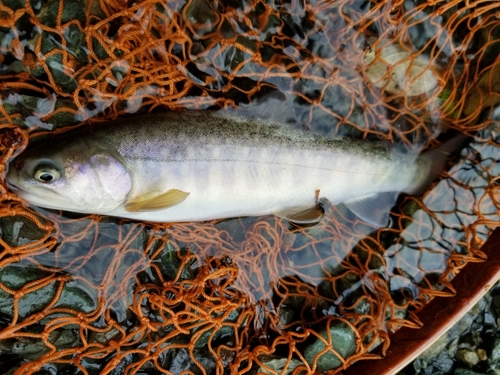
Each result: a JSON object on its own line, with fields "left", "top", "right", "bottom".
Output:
{"left": 256, "top": 356, "right": 304, "bottom": 375}
{"left": 477, "top": 348, "right": 487, "bottom": 361}
{"left": 421, "top": 333, "right": 448, "bottom": 358}
{"left": 432, "top": 351, "right": 455, "bottom": 373}
{"left": 51, "top": 281, "right": 97, "bottom": 313}
{"left": 304, "top": 320, "right": 356, "bottom": 371}
{"left": 0, "top": 215, "right": 47, "bottom": 247}
{"left": 454, "top": 368, "right": 487, "bottom": 375}
{"left": 456, "top": 348, "right": 480, "bottom": 366}
{"left": 364, "top": 38, "right": 439, "bottom": 96}
{"left": 166, "top": 348, "right": 216, "bottom": 375}
{"left": 279, "top": 306, "right": 296, "bottom": 326}
{"left": 489, "top": 339, "right": 500, "bottom": 369}
{"left": 192, "top": 309, "right": 239, "bottom": 348}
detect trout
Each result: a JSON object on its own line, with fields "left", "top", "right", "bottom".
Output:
{"left": 6, "top": 112, "right": 450, "bottom": 226}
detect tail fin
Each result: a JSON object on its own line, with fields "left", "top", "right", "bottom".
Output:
{"left": 409, "top": 133, "right": 469, "bottom": 196}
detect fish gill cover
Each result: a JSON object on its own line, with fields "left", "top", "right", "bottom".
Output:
{"left": 0, "top": 0, "right": 499, "bottom": 374}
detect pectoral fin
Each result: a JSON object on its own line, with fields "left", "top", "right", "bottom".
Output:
{"left": 125, "top": 189, "right": 190, "bottom": 212}
{"left": 276, "top": 205, "right": 324, "bottom": 225}
{"left": 344, "top": 192, "right": 399, "bottom": 227}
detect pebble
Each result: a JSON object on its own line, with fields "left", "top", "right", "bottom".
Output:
{"left": 456, "top": 348, "right": 479, "bottom": 366}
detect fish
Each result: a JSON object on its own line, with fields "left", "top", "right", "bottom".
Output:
{"left": 5, "top": 111, "right": 456, "bottom": 226}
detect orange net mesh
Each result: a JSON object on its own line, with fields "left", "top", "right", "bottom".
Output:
{"left": 0, "top": 0, "right": 499, "bottom": 373}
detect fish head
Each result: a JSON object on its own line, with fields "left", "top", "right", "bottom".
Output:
{"left": 6, "top": 137, "right": 133, "bottom": 214}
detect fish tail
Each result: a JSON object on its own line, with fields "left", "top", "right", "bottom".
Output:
{"left": 409, "top": 133, "right": 469, "bottom": 196}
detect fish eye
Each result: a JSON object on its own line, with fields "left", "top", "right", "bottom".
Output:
{"left": 34, "top": 164, "right": 61, "bottom": 183}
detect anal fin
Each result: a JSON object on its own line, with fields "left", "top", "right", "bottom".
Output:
{"left": 344, "top": 192, "right": 399, "bottom": 227}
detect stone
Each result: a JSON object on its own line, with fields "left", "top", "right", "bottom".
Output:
{"left": 456, "top": 349, "right": 480, "bottom": 367}
{"left": 304, "top": 320, "right": 356, "bottom": 371}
